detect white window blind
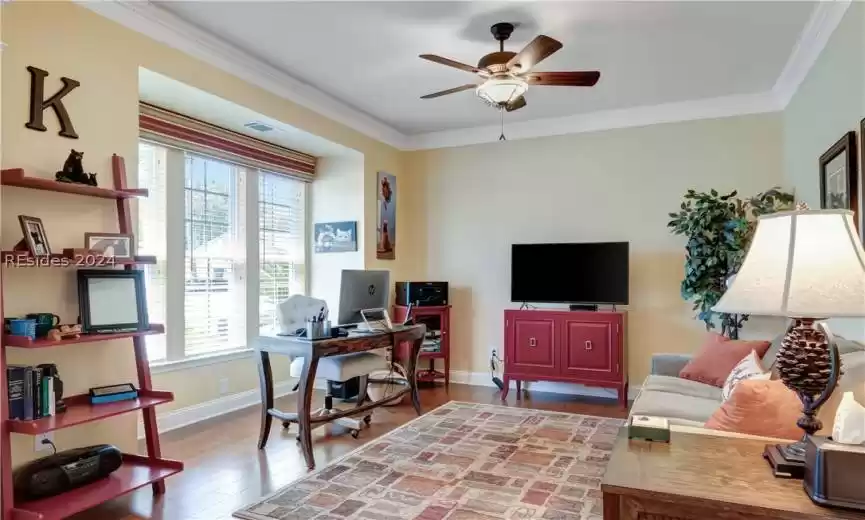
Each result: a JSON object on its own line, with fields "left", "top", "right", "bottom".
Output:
{"left": 137, "top": 142, "right": 168, "bottom": 362}
{"left": 184, "top": 154, "right": 247, "bottom": 357}
{"left": 136, "top": 141, "right": 308, "bottom": 365}
{"left": 259, "top": 172, "right": 306, "bottom": 330}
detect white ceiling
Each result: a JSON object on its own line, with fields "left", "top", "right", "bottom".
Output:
{"left": 155, "top": 1, "right": 816, "bottom": 136}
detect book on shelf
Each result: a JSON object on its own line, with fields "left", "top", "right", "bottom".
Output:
{"left": 421, "top": 339, "right": 441, "bottom": 353}
{"left": 6, "top": 365, "right": 57, "bottom": 420}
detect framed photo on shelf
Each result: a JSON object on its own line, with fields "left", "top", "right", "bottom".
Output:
{"left": 18, "top": 215, "right": 51, "bottom": 257}
{"left": 84, "top": 232, "right": 134, "bottom": 259}
{"left": 77, "top": 270, "right": 149, "bottom": 333}
{"left": 819, "top": 132, "right": 858, "bottom": 234}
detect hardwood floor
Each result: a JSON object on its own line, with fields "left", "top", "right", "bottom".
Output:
{"left": 71, "top": 384, "right": 628, "bottom": 520}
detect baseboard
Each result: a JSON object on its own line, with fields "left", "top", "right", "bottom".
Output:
{"left": 139, "top": 372, "right": 638, "bottom": 438}
{"left": 137, "top": 378, "right": 325, "bottom": 439}
{"left": 449, "top": 370, "right": 642, "bottom": 401}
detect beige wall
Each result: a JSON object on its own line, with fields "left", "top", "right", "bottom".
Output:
{"left": 783, "top": 3, "right": 865, "bottom": 341}
{"left": 0, "top": 1, "right": 419, "bottom": 464}
{"left": 311, "top": 154, "right": 365, "bottom": 314}
{"left": 411, "top": 114, "right": 786, "bottom": 384}
{"left": 2, "top": 1, "right": 141, "bottom": 463}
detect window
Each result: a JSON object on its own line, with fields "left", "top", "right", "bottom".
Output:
{"left": 259, "top": 172, "right": 306, "bottom": 330}
{"left": 138, "top": 141, "right": 307, "bottom": 364}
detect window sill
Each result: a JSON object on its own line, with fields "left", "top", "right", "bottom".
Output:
{"left": 150, "top": 348, "right": 254, "bottom": 375}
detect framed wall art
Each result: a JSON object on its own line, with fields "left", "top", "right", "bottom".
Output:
{"left": 377, "top": 171, "right": 396, "bottom": 260}
{"left": 314, "top": 221, "right": 358, "bottom": 253}
{"left": 819, "top": 131, "right": 858, "bottom": 234}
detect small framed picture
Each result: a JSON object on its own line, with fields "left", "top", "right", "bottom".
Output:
{"left": 19, "top": 216, "right": 51, "bottom": 257}
{"left": 85, "top": 232, "right": 134, "bottom": 259}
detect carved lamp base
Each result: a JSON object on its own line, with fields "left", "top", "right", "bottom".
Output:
{"left": 766, "top": 318, "right": 841, "bottom": 480}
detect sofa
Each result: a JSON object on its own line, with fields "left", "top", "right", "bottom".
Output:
{"left": 630, "top": 337, "right": 865, "bottom": 435}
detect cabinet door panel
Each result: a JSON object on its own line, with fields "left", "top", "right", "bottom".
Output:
{"left": 561, "top": 319, "right": 615, "bottom": 380}
{"left": 507, "top": 318, "right": 558, "bottom": 376}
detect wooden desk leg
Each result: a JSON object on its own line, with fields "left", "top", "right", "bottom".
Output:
{"left": 406, "top": 337, "right": 423, "bottom": 416}
{"left": 298, "top": 355, "right": 320, "bottom": 469}
{"left": 257, "top": 350, "right": 274, "bottom": 450}
{"left": 603, "top": 491, "right": 619, "bottom": 520}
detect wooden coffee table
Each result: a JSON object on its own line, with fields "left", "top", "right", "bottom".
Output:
{"left": 602, "top": 429, "right": 865, "bottom": 520}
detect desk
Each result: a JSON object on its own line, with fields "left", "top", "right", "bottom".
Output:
{"left": 257, "top": 324, "right": 426, "bottom": 469}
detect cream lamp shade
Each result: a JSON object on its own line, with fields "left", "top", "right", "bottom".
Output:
{"left": 714, "top": 209, "right": 865, "bottom": 318}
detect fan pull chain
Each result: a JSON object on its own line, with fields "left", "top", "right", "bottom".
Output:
{"left": 499, "top": 108, "right": 506, "bottom": 141}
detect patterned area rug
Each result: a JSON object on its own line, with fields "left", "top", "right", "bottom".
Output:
{"left": 235, "top": 401, "right": 624, "bottom": 520}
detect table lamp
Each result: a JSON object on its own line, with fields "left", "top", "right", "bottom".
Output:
{"left": 714, "top": 207, "right": 865, "bottom": 479}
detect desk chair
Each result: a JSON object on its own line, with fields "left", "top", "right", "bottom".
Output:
{"left": 287, "top": 352, "right": 390, "bottom": 438}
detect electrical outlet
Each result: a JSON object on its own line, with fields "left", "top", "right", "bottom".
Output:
{"left": 35, "top": 432, "right": 54, "bottom": 452}
{"left": 218, "top": 377, "right": 230, "bottom": 395}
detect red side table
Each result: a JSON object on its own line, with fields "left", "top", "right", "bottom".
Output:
{"left": 393, "top": 305, "right": 450, "bottom": 386}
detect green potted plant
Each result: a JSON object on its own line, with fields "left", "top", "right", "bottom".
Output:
{"left": 667, "top": 187, "right": 794, "bottom": 338}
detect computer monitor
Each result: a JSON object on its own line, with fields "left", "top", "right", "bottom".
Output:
{"left": 337, "top": 270, "right": 390, "bottom": 326}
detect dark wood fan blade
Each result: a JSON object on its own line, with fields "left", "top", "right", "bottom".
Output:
{"left": 506, "top": 35, "right": 563, "bottom": 73}
{"left": 505, "top": 96, "right": 526, "bottom": 112}
{"left": 526, "top": 71, "right": 600, "bottom": 86}
{"left": 419, "top": 54, "right": 488, "bottom": 76}
{"left": 420, "top": 84, "right": 477, "bottom": 99}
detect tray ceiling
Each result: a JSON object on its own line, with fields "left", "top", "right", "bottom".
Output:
{"left": 156, "top": 1, "right": 815, "bottom": 136}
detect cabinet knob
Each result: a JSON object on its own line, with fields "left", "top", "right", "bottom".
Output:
{"left": 585, "top": 340, "right": 593, "bottom": 351}
{"left": 529, "top": 337, "right": 537, "bottom": 347}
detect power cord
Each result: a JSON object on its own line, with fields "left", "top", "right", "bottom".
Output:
{"left": 41, "top": 438, "right": 57, "bottom": 455}
{"left": 490, "top": 350, "right": 504, "bottom": 390}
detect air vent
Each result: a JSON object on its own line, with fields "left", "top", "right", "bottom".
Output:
{"left": 244, "top": 121, "right": 274, "bottom": 132}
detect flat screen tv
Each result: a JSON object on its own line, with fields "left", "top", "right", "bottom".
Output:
{"left": 511, "top": 242, "right": 629, "bottom": 304}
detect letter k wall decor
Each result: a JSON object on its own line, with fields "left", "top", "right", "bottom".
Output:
{"left": 26, "top": 66, "right": 80, "bottom": 139}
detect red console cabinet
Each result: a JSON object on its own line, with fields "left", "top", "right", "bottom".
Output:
{"left": 503, "top": 309, "right": 627, "bottom": 407}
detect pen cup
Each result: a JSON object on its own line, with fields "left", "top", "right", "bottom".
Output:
{"left": 306, "top": 320, "right": 331, "bottom": 339}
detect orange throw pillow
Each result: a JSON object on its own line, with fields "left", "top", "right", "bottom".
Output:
{"left": 679, "top": 333, "right": 771, "bottom": 387}
{"left": 705, "top": 379, "right": 803, "bottom": 440}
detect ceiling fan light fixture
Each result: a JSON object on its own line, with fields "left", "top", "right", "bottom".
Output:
{"left": 476, "top": 77, "right": 528, "bottom": 106}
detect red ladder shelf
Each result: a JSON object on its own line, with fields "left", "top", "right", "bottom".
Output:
{"left": 0, "top": 156, "right": 181, "bottom": 520}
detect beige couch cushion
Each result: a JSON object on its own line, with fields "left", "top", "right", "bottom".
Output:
{"left": 641, "top": 375, "right": 723, "bottom": 401}
{"left": 629, "top": 389, "right": 719, "bottom": 426}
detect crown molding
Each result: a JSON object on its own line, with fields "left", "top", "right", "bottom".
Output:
{"left": 772, "top": 0, "right": 851, "bottom": 108}
{"left": 81, "top": 0, "right": 847, "bottom": 151}
{"left": 80, "top": 1, "right": 409, "bottom": 150}
{"left": 406, "top": 91, "right": 782, "bottom": 150}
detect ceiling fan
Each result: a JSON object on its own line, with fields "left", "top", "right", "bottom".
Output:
{"left": 419, "top": 22, "right": 600, "bottom": 112}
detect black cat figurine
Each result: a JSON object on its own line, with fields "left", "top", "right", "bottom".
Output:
{"left": 56, "top": 149, "right": 97, "bottom": 186}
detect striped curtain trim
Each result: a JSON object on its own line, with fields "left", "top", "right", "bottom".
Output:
{"left": 139, "top": 102, "right": 317, "bottom": 180}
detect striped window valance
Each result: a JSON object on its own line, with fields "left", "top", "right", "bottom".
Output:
{"left": 139, "top": 102, "right": 317, "bottom": 181}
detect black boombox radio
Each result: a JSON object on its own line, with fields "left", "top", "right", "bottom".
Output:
{"left": 395, "top": 281, "right": 448, "bottom": 307}
{"left": 13, "top": 444, "right": 123, "bottom": 501}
